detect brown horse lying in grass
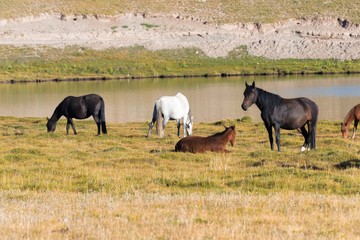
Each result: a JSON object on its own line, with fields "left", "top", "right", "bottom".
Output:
{"left": 341, "top": 104, "right": 360, "bottom": 139}
{"left": 175, "top": 125, "right": 236, "bottom": 153}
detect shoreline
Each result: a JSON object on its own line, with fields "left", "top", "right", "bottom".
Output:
{"left": 4, "top": 70, "right": 360, "bottom": 84}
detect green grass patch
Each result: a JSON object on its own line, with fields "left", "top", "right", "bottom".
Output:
{"left": 0, "top": 117, "right": 359, "bottom": 195}
{"left": 1, "top": 45, "right": 360, "bottom": 82}
{"left": 140, "top": 23, "right": 159, "bottom": 29}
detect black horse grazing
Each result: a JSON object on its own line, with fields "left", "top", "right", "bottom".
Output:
{"left": 47, "top": 94, "right": 107, "bottom": 135}
{"left": 241, "top": 82, "right": 318, "bottom": 152}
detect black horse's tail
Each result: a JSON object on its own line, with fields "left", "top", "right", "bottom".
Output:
{"left": 304, "top": 98, "right": 318, "bottom": 149}
{"left": 100, "top": 98, "right": 107, "bottom": 134}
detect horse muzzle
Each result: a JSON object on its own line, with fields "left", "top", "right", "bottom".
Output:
{"left": 241, "top": 103, "right": 248, "bottom": 111}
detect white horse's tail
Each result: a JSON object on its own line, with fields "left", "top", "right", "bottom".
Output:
{"left": 154, "top": 101, "right": 163, "bottom": 136}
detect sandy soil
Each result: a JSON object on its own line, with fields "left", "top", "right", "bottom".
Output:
{"left": 1, "top": 13, "right": 360, "bottom": 60}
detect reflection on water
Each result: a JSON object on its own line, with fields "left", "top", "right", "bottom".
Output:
{"left": 1, "top": 74, "right": 360, "bottom": 123}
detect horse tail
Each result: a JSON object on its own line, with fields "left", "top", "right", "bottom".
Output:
{"left": 100, "top": 97, "right": 107, "bottom": 134}
{"left": 311, "top": 102, "right": 318, "bottom": 149}
{"left": 155, "top": 109, "right": 163, "bottom": 137}
{"left": 153, "top": 101, "right": 163, "bottom": 136}
{"left": 304, "top": 98, "right": 318, "bottom": 149}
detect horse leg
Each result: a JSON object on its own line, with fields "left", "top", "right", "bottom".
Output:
{"left": 66, "top": 121, "right": 70, "bottom": 135}
{"left": 182, "top": 116, "right": 188, "bottom": 137}
{"left": 68, "top": 118, "right": 77, "bottom": 135}
{"left": 352, "top": 119, "right": 358, "bottom": 139}
{"left": 66, "top": 118, "right": 77, "bottom": 135}
{"left": 146, "top": 121, "right": 154, "bottom": 138}
{"left": 176, "top": 119, "right": 181, "bottom": 137}
{"left": 274, "top": 124, "right": 281, "bottom": 152}
{"left": 162, "top": 116, "right": 169, "bottom": 137}
{"left": 300, "top": 126, "right": 309, "bottom": 152}
{"left": 265, "top": 124, "right": 274, "bottom": 151}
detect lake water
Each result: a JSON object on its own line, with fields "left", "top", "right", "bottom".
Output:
{"left": 1, "top": 74, "right": 360, "bottom": 123}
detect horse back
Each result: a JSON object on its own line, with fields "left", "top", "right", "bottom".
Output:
{"left": 175, "top": 134, "right": 230, "bottom": 153}
{"left": 175, "top": 136, "right": 207, "bottom": 153}
{"left": 158, "top": 94, "right": 189, "bottom": 119}
{"left": 272, "top": 98, "right": 315, "bottom": 129}
{"left": 353, "top": 104, "right": 360, "bottom": 119}
{"left": 64, "top": 94, "right": 103, "bottom": 119}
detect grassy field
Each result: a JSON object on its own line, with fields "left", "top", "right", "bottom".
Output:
{"left": 1, "top": 0, "right": 360, "bottom": 24}
{"left": 1, "top": 1, "right": 360, "bottom": 238}
{"left": 0, "top": 116, "right": 359, "bottom": 238}
{"left": 1, "top": 45, "right": 360, "bottom": 82}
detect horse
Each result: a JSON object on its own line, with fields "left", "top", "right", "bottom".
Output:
{"left": 341, "top": 104, "right": 360, "bottom": 139}
{"left": 175, "top": 125, "right": 236, "bottom": 153}
{"left": 46, "top": 94, "right": 107, "bottom": 135}
{"left": 241, "top": 81, "right": 318, "bottom": 152}
{"left": 146, "top": 92, "right": 193, "bottom": 138}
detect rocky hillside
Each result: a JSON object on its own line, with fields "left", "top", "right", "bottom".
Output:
{"left": 1, "top": 13, "right": 360, "bottom": 60}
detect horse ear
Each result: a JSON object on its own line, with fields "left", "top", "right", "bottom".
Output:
{"left": 251, "top": 81, "right": 255, "bottom": 88}
{"left": 46, "top": 117, "right": 49, "bottom": 121}
{"left": 245, "top": 81, "right": 249, "bottom": 87}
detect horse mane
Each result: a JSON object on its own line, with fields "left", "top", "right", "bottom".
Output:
{"left": 50, "top": 101, "right": 64, "bottom": 121}
{"left": 188, "top": 109, "right": 193, "bottom": 121}
{"left": 343, "top": 105, "right": 356, "bottom": 124}
{"left": 209, "top": 126, "right": 234, "bottom": 138}
{"left": 256, "top": 87, "right": 282, "bottom": 110}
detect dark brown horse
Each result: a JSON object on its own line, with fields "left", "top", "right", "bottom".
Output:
{"left": 341, "top": 104, "right": 360, "bottom": 139}
{"left": 47, "top": 94, "right": 107, "bottom": 135}
{"left": 175, "top": 125, "right": 236, "bottom": 153}
{"left": 241, "top": 81, "right": 318, "bottom": 152}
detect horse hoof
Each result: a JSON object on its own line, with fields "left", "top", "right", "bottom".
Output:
{"left": 300, "top": 146, "right": 306, "bottom": 152}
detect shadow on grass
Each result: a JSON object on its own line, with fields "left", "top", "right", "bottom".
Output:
{"left": 150, "top": 149, "right": 175, "bottom": 153}
{"left": 278, "top": 162, "right": 323, "bottom": 170}
{"left": 334, "top": 159, "right": 360, "bottom": 170}
{"left": 300, "top": 165, "right": 323, "bottom": 170}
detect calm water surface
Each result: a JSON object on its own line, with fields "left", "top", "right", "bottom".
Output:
{"left": 1, "top": 74, "right": 360, "bottom": 123}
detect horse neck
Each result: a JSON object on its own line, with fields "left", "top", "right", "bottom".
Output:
{"left": 210, "top": 129, "right": 234, "bottom": 144}
{"left": 344, "top": 107, "right": 356, "bottom": 128}
{"left": 255, "top": 88, "right": 282, "bottom": 111}
{"left": 188, "top": 109, "right": 193, "bottom": 122}
{"left": 50, "top": 102, "right": 63, "bottom": 121}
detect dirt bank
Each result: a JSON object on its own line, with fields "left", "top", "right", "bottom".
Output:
{"left": 1, "top": 13, "right": 360, "bottom": 60}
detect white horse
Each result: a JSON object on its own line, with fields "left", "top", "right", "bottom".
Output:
{"left": 146, "top": 92, "right": 193, "bottom": 138}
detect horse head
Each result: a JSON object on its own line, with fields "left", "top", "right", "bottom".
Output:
{"left": 340, "top": 122, "right": 349, "bottom": 139}
{"left": 228, "top": 125, "right": 236, "bottom": 146}
{"left": 221, "top": 124, "right": 236, "bottom": 146}
{"left": 46, "top": 117, "right": 57, "bottom": 132}
{"left": 186, "top": 113, "right": 194, "bottom": 136}
{"left": 241, "top": 81, "right": 258, "bottom": 111}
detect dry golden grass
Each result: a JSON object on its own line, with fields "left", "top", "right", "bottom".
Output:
{"left": 0, "top": 116, "right": 360, "bottom": 238}
{"left": 1, "top": 191, "right": 359, "bottom": 239}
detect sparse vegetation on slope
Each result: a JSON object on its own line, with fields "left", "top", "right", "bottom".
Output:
{"left": 1, "top": 0, "right": 360, "bottom": 24}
